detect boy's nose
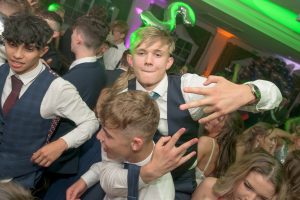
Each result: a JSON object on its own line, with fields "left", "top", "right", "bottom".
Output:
{"left": 247, "top": 192, "right": 257, "bottom": 200}
{"left": 145, "top": 54, "right": 153, "bottom": 65}
{"left": 13, "top": 48, "right": 24, "bottom": 59}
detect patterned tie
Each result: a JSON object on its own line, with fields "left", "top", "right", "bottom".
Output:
{"left": 46, "top": 116, "right": 61, "bottom": 144}
{"left": 2, "top": 75, "right": 23, "bottom": 116}
{"left": 149, "top": 91, "right": 160, "bottom": 100}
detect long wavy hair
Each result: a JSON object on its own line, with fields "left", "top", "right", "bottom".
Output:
{"left": 214, "top": 112, "right": 244, "bottom": 177}
{"left": 238, "top": 122, "right": 274, "bottom": 155}
{"left": 284, "top": 150, "right": 300, "bottom": 200}
{"left": 213, "top": 151, "right": 287, "bottom": 200}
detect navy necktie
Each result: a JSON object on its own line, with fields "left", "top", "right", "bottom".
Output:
{"left": 3, "top": 75, "right": 23, "bottom": 116}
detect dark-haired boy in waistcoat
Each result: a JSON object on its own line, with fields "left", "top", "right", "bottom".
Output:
{"left": 0, "top": 13, "right": 98, "bottom": 189}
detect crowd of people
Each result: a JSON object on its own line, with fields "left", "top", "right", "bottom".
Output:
{"left": 0, "top": 0, "right": 299, "bottom": 200}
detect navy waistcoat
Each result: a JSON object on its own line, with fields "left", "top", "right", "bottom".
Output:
{"left": 0, "top": 64, "right": 56, "bottom": 179}
{"left": 128, "top": 75, "right": 199, "bottom": 179}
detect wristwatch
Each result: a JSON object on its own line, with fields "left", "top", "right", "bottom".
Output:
{"left": 246, "top": 83, "right": 261, "bottom": 103}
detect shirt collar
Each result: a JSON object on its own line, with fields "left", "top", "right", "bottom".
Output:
{"left": 127, "top": 142, "right": 155, "bottom": 166}
{"left": 116, "top": 43, "right": 124, "bottom": 47}
{"left": 136, "top": 74, "right": 168, "bottom": 98}
{"left": 9, "top": 59, "right": 44, "bottom": 85}
{"left": 69, "top": 56, "right": 97, "bottom": 70}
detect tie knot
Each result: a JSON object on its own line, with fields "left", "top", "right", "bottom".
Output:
{"left": 149, "top": 91, "right": 160, "bottom": 100}
{"left": 11, "top": 75, "right": 23, "bottom": 89}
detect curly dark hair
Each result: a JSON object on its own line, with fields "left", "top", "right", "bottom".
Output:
{"left": 72, "top": 15, "right": 109, "bottom": 50}
{"left": 3, "top": 13, "right": 53, "bottom": 49}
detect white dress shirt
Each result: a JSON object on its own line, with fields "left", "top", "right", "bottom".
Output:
{"left": 81, "top": 146, "right": 175, "bottom": 200}
{"left": 69, "top": 56, "right": 97, "bottom": 70}
{"left": 103, "top": 43, "right": 127, "bottom": 70}
{"left": 135, "top": 73, "right": 282, "bottom": 135}
{"left": 0, "top": 45, "right": 6, "bottom": 66}
{"left": 1, "top": 60, "right": 99, "bottom": 148}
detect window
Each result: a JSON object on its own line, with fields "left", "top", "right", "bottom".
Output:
{"left": 169, "top": 38, "right": 193, "bottom": 73}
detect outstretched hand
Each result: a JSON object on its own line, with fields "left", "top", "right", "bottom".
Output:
{"left": 180, "top": 75, "right": 255, "bottom": 123}
{"left": 140, "top": 128, "right": 198, "bottom": 183}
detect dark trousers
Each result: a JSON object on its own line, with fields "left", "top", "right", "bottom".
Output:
{"left": 41, "top": 135, "right": 102, "bottom": 200}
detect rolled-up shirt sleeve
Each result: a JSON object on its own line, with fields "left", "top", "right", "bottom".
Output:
{"left": 181, "top": 73, "right": 210, "bottom": 121}
{"left": 243, "top": 80, "right": 282, "bottom": 112}
{"left": 181, "top": 74, "right": 283, "bottom": 120}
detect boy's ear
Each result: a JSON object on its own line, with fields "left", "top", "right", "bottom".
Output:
{"left": 256, "top": 135, "right": 264, "bottom": 144}
{"left": 53, "top": 31, "right": 60, "bottom": 39}
{"left": 120, "top": 33, "right": 126, "bottom": 40}
{"left": 72, "top": 29, "right": 83, "bottom": 45}
{"left": 127, "top": 53, "right": 133, "bottom": 67}
{"left": 131, "top": 137, "right": 144, "bottom": 152}
{"left": 77, "top": 33, "right": 84, "bottom": 44}
{"left": 165, "top": 56, "right": 174, "bottom": 71}
{"left": 39, "top": 46, "right": 49, "bottom": 57}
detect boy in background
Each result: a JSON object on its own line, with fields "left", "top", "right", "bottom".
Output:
{"left": 41, "top": 15, "right": 108, "bottom": 200}
{"left": 35, "top": 9, "right": 64, "bottom": 75}
{"left": 103, "top": 20, "right": 128, "bottom": 70}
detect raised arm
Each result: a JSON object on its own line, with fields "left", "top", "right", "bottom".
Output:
{"left": 180, "top": 75, "right": 282, "bottom": 124}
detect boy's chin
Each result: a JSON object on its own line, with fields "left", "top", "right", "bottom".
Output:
{"left": 107, "top": 153, "right": 125, "bottom": 162}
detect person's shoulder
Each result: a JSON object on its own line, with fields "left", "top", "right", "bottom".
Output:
{"left": 50, "top": 76, "right": 76, "bottom": 89}
{"left": 192, "top": 177, "right": 218, "bottom": 200}
{"left": 202, "top": 177, "right": 217, "bottom": 187}
{"left": 198, "top": 136, "right": 213, "bottom": 142}
{"left": 198, "top": 136, "right": 214, "bottom": 150}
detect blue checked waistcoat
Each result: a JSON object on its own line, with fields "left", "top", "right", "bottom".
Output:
{"left": 0, "top": 63, "right": 56, "bottom": 179}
